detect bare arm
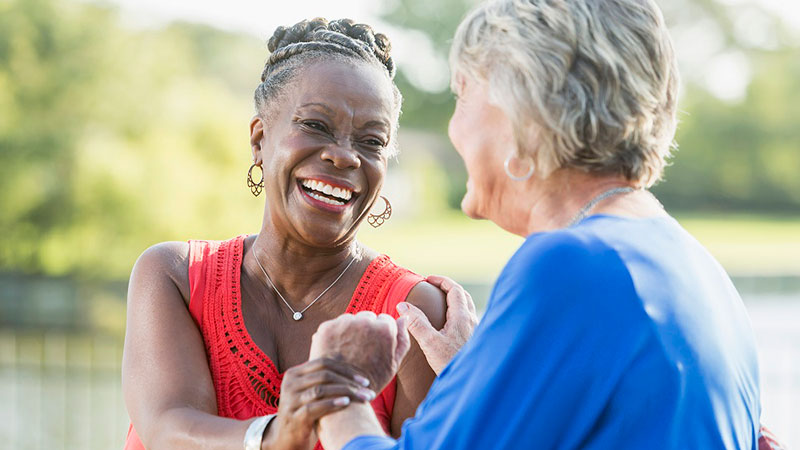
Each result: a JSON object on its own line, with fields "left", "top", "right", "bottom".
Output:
{"left": 122, "top": 242, "right": 252, "bottom": 449}
{"left": 122, "top": 243, "right": 369, "bottom": 450}
{"left": 389, "top": 282, "right": 446, "bottom": 436}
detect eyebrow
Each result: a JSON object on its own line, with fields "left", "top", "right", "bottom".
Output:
{"left": 298, "top": 102, "right": 336, "bottom": 115}
{"left": 360, "top": 120, "right": 390, "bottom": 131}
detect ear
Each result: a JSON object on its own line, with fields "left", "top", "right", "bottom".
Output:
{"left": 249, "top": 115, "right": 265, "bottom": 165}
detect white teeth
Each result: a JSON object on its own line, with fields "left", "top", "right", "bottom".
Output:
{"left": 300, "top": 179, "right": 353, "bottom": 201}
{"left": 307, "top": 191, "right": 345, "bottom": 205}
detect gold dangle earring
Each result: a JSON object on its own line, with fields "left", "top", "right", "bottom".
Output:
{"left": 247, "top": 163, "right": 264, "bottom": 197}
{"left": 367, "top": 196, "right": 392, "bottom": 228}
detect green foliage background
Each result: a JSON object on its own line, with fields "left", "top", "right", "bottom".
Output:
{"left": 1, "top": 0, "right": 799, "bottom": 281}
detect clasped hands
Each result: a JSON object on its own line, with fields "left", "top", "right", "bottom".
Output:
{"left": 266, "top": 314, "right": 407, "bottom": 450}
{"left": 271, "top": 276, "right": 477, "bottom": 449}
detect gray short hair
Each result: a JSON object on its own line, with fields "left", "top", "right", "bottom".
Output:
{"left": 450, "top": 0, "right": 680, "bottom": 186}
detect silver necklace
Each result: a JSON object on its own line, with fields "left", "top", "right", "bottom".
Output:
{"left": 253, "top": 248, "right": 358, "bottom": 321}
{"left": 566, "top": 186, "right": 636, "bottom": 227}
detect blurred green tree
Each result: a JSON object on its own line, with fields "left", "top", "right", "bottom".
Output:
{"left": 654, "top": 48, "right": 800, "bottom": 211}
{"left": 380, "top": 0, "right": 800, "bottom": 214}
{"left": 379, "top": 0, "right": 476, "bottom": 207}
{"left": 2, "top": 0, "right": 799, "bottom": 281}
{"left": 0, "top": 0, "right": 267, "bottom": 279}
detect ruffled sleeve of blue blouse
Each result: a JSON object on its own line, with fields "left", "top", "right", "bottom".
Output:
{"left": 343, "top": 215, "right": 761, "bottom": 450}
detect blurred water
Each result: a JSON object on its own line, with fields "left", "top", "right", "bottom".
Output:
{"left": 0, "top": 279, "right": 797, "bottom": 449}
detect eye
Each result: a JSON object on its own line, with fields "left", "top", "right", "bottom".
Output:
{"left": 361, "top": 137, "right": 387, "bottom": 148}
{"left": 302, "top": 120, "right": 329, "bottom": 133}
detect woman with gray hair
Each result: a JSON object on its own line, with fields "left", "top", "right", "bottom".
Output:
{"left": 302, "top": 0, "right": 764, "bottom": 448}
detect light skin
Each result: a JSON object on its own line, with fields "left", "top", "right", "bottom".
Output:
{"left": 313, "top": 74, "right": 668, "bottom": 449}
{"left": 121, "top": 59, "right": 446, "bottom": 450}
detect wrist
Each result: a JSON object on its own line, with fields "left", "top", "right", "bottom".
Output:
{"left": 259, "top": 414, "right": 283, "bottom": 450}
{"left": 243, "top": 414, "right": 277, "bottom": 450}
{"left": 318, "top": 402, "right": 385, "bottom": 450}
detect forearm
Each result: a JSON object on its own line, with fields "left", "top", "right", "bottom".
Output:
{"left": 141, "top": 406, "right": 267, "bottom": 450}
{"left": 318, "top": 402, "right": 387, "bottom": 450}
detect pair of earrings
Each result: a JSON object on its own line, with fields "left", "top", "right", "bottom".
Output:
{"left": 246, "top": 164, "right": 391, "bottom": 228}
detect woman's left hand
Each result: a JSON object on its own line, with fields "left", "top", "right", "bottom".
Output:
{"left": 265, "top": 357, "right": 376, "bottom": 449}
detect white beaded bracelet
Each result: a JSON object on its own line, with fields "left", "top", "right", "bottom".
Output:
{"left": 243, "top": 414, "right": 277, "bottom": 450}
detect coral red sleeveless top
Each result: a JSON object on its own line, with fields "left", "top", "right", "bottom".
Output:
{"left": 125, "top": 235, "right": 424, "bottom": 449}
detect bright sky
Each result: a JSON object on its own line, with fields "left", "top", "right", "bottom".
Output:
{"left": 103, "top": 0, "right": 800, "bottom": 101}
{"left": 105, "top": 0, "right": 450, "bottom": 92}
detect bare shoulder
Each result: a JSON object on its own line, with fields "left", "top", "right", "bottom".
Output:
{"left": 405, "top": 281, "right": 446, "bottom": 331}
{"left": 130, "top": 241, "right": 191, "bottom": 304}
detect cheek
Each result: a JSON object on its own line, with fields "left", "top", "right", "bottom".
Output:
{"left": 447, "top": 108, "right": 463, "bottom": 156}
{"left": 449, "top": 106, "right": 492, "bottom": 180}
{"left": 448, "top": 105, "right": 478, "bottom": 169}
{"left": 364, "top": 157, "right": 387, "bottom": 193}
{"left": 448, "top": 112, "right": 481, "bottom": 213}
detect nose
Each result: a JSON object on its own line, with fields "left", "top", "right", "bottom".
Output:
{"left": 320, "top": 141, "right": 361, "bottom": 170}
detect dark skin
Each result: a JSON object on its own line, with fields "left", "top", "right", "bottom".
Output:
{"left": 122, "top": 60, "right": 446, "bottom": 450}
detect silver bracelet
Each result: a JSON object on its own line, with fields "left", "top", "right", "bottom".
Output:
{"left": 243, "top": 414, "right": 277, "bottom": 450}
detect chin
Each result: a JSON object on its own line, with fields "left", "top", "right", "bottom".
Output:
{"left": 298, "top": 227, "right": 353, "bottom": 248}
{"left": 460, "top": 194, "right": 485, "bottom": 221}
{"left": 291, "top": 215, "right": 356, "bottom": 248}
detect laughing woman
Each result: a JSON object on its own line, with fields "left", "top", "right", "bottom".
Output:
{"left": 121, "top": 18, "right": 446, "bottom": 450}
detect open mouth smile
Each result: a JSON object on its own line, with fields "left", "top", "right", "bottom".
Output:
{"left": 297, "top": 178, "right": 357, "bottom": 210}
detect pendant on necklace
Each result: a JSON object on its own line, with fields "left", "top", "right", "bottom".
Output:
{"left": 293, "top": 312, "right": 303, "bottom": 321}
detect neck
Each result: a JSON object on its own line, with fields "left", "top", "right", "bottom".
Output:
{"left": 506, "top": 169, "right": 661, "bottom": 237}
{"left": 245, "top": 213, "right": 363, "bottom": 309}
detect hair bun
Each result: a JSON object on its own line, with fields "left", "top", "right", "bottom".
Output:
{"left": 268, "top": 18, "right": 328, "bottom": 52}
{"left": 264, "top": 17, "right": 395, "bottom": 78}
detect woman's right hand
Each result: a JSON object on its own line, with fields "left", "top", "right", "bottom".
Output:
{"left": 266, "top": 357, "right": 376, "bottom": 450}
{"left": 396, "top": 275, "right": 478, "bottom": 375}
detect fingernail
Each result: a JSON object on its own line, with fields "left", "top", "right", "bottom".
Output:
{"left": 354, "top": 375, "right": 370, "bottom": 387}
{"left": 396, "top": 303, "right": 408, "bottom": 314}
{"left": 334, "top": 397, "right": 350, "bottom": 406}
{"left": 357, "top": 389, "right": 376, "bottom": 401}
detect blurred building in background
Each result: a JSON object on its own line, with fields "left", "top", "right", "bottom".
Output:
{"left": 0, "top": 0, "right": 798, "bottom": 448}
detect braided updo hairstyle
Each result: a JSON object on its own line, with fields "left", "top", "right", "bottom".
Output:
{"left": 254, "top": 18, "right": 402, "bottom": 153}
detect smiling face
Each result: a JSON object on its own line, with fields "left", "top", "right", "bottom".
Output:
{"left": 250, "top": 59, "right": 397, "bottom": 248}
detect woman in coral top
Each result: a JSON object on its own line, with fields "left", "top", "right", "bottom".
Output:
{"left": 121, "top": 18, "right": 446, "bottom": 450}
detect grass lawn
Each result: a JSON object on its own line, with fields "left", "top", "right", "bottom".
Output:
{"left": 674, "top": 213, "right": 800, "bottom": 276}
{"left": 358, "top": 211, "right": 800, "bottom": 282}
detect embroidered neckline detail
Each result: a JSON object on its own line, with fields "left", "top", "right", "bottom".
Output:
{"left": 218, "top": 235, "right": 391, "bottom": 412}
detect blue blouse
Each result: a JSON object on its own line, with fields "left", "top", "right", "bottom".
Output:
{"left": 344, "top": 215, "right": 760, "bottom": 450}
